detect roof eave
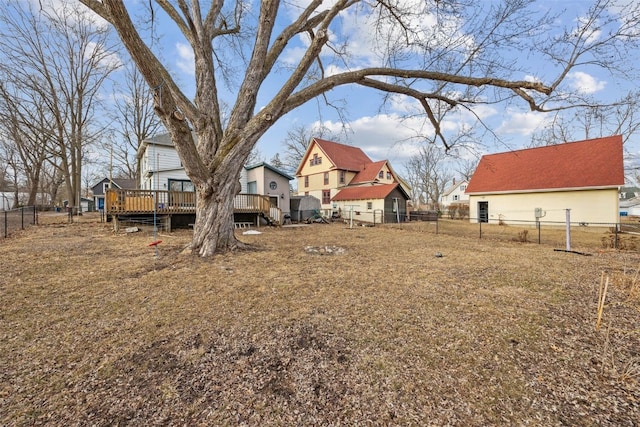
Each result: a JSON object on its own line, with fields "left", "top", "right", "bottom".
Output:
{"left": 467, "top": 184, "right": 623, "bottom": 196}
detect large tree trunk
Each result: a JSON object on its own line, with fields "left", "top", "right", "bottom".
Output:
{"left": 191, "top": 175, "right": 244, "bottom": 257}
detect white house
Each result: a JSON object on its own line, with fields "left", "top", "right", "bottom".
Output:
{"left": 136, "top": 133, "right": 293, "bottom": 217}
{"left": 440, "top": 179, "right": 469, "bottom": 211}
{"left": 620, "top": 197, "right": 640, "bottom": 218}
{"left": 137, "top": 133, "right": 190, "bottom": 192}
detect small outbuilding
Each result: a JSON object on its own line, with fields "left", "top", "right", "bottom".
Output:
{"left": 331, "top": 183, "right": 409, "bottom": 224}
{"left": 465, "top": 135, "right": 625, "bottom": 225}
{"left": 289, "top": 195, "right": 321, "bottom": 223}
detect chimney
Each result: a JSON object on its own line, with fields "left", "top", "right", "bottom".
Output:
{"left": 452, "top": 177, "right": 456, "bottom": 185}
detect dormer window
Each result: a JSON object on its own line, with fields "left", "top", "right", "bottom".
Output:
{"left": 378, "top": 171, "right": 384, "bottom": 179}
{"left": 386, "top": 171, "right": 392, "bottom": 180}
{"left": 310, "top": 154, "right": 322, "bottom": 166}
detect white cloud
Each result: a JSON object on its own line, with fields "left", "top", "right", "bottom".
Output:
{"left": 316, "top": 113, "right": 432, "bottom": 164}
{"left": 574, "top": 16, "right": 602, "bottom": 45}
{"left": 496, "top": 109, "right": 549, "bottom": 136}
{"left": 86, "top": 41, "right": 122, "bottom": 69}
{"left": 175, "top": 42, "right": 195, "bottom": 76}
{"left": 566, "top": 71, "right": 606, "bottom": 94}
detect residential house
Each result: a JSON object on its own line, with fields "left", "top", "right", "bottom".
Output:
{"left": 465, "top": 135, "right": 625, "bottom": 225}
{"left": 619, "top": 186, "right": 640, "bottom": 201}
{"left": 440, "top": 179, "right": 469, "bottom": 214}
{"left": 620, "top": 197, "right": 640, "bottom": 218}
{"left": 295, "top": 138, "right": 409, "bottom": 223}
{"left": 91, "top": 178, "right": 136, "bottom": 211}
{"left": 137, "top": 133, "right": 190, "bottom": 192}
{"left": 133, "top": 133, "right": 292, "bottom": 224}
{"left": 243, "top": 162, "right": 294, "bottom": 218}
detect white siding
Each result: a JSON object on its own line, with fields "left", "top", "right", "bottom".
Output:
{"left": 468, "top": 189, "right": 620, "bottom": 225}
{"left": 140, "top": 144, "right": 188, "bottom": 190}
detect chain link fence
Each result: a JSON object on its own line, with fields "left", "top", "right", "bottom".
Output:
{"left": 391, "top": 216, "right": 640, "bottom": 252}
{"left": 1, "top": 207, "right": 38, "bottom": 239}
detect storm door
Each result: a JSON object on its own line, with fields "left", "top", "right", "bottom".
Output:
{"left": 478, "top": 201, "right": 489, "bottom": 223}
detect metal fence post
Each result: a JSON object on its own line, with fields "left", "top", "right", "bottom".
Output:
{"left": 3, "top": 210, "right": 6, "bottom": 238}
{"left": 21, "top": 207, "right": 24, "bottom": 230}
{"left": 479, "top": 218, "right": 482, "bottom": 239}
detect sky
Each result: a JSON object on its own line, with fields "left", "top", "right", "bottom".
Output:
{"left": 69, "top": 0, "right": 640, "bottom": 182}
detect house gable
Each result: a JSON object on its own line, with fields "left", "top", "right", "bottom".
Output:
{"left": 296, "top": 138, "right": 372, "bottom": 177}
{"left": 466, "top": 135, "right": 624, "bottom": 194}
{"left": 440, "top": 179, "right": 469, "bottom": 207}
{"left": 350, "top": 160, "right": 397, "bottom": 185}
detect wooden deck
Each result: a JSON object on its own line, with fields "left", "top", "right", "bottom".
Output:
{"left": 106, "top": 189, "right": 282, "bottom": 224}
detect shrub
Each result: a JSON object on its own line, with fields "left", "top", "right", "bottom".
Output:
{"left": 517, "top": 229, "right": 529, "bottom": 243}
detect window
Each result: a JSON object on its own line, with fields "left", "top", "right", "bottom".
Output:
{"left": 324, "top": 172, "right": 329, "bottom": 185}
{"left": 378, "top": 171, "right": 384, "bottom": 179}
{"left": 304, "top": 176, "right": 309, "bottom": 187}
{"left": 367, "top": 202, "right": 372, "bottom": 210}
{"left": 453, "top": 195, "right": 459, "bottom": 201}
{"left": 168, "top": 179, "right": 195, "bottom": 207}
{"left": 103, "top": 182, "right": 110, "bottom": 193}
{"left": 386, "top": 171, "right": 392, "bottom": 180}
{"left": 460, "top": 185, "right": 467, "bottom": 191}
{"left": 169, "top": 179, "right": 195, "bottom": 192}
{"left": 322, "top": 190, "right": 331, "bottom": 204}
{"left": 339, "top": 170, "right": 346, "bottom": 184}
{"left": 310, "top": 153, "right": 322, "bottom": 166}
{"left": 247, "top": 181, "right": 258, "bottom": 194}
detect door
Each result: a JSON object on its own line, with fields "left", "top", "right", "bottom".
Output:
{"left": 478, "top": 201, "right": 488, "bottom": 223}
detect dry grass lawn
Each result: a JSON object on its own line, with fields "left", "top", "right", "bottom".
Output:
{"left": 1, "top": 213, "right": 639, "bottom": 426}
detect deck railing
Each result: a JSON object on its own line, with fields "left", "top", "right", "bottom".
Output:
{"left": 106, "top": 189, "right": 281, "bottom": 222}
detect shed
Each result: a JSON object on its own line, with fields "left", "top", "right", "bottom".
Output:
{"left": 466, "top": 136, "right": 625, "bottom": 225}
{"left": 290, "top": 195, "right": 321, "bottom": 222}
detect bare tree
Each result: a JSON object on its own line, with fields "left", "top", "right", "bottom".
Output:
{"left": 0, "top": 141, "right": 22, "bottom": 208}
{"left": 110, "top": 64, "right": 163, "bottom": 181}
{"left": 404, "top": 144, "right": 452, "bottom": 210}
{"left": 269, "top": 153, "right": 284, "bottom": 170}
{"left": 0, "top": 78, "right": 55, "bottom": 207}
{"left": 78, "top": 0, "right": 640, "bottom": 256}
{"left": 454, "top": 158, "right": 479, "bottom": 182}
{"left": 530, "top": 90, "right": 640, "bottom": 182}
{"left": 0, "top": 1, "right": 120, "bottom": 214}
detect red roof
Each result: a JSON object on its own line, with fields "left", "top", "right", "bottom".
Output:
{"left": 296, "top": 138, "right": 372, "bottom": 176}
{"left": 465, "top": 136, "right": 624, "bottom": 194}
{"left": 332, "top": 183, "right": 401, "bottom": 201}
{"left": 350, "top": 160, "right": 388, "bottom": 184}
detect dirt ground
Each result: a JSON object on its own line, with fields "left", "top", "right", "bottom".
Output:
{"left": 1, "top": 212, "right": 639, "bottom": 426}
